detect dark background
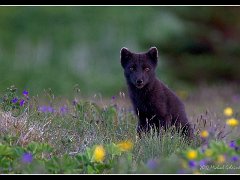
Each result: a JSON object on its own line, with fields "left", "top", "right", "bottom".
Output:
{"left": 0, "top": 7, "right": 239, "bottom": 97}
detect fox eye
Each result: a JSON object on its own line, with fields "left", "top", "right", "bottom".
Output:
{"left": 129, "top": 67, "right": 135, "bottom": 71}
{"left": 144, "top": 67, "right": 150, "bottom": 72}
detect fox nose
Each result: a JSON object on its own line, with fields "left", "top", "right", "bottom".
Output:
{"left": 136, "top": 79, "right": 143, "bottom": 85}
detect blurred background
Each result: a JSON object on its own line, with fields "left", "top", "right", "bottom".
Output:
{"left": 0, "top": 6, "right": 240, "bottom": 98}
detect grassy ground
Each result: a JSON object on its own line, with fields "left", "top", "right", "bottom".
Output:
{"left": 0, "top": 83, "right": 240, "bottom": 174}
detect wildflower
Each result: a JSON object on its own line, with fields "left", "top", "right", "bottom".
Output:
{"left": 229, "top": 141, "right": 237, "bottom": 149}
{"left": 188, "top": 160, "right": 197, "bottom": 168}
{"left": 117, "top": 140, "right": 133, "bottom": 152}
{"left": 200, "top": 147, "right": 206, "bottom": 153}
{"left": 231, "top": 156, "right": 239, "bottom": 162}
{"left": 72, "top": 99, "right": 78, "bottom": 106}
{"left": 22, "top": 90, "right": 29, "bottom": 97}
{"left": 92, "top": 145, "right": 105, "bottom": 163}
{"left": 186, "top": 150, "right": 198, "bottom": 160}
{"left": 204, "top": 149, "right": 213, "bottom": 157}
{"left": 200, "top": 130, "right": 209, "bottom": 138}
{"left": 38, "top": 106, "right": 54, "bottom": 113}
{"left": 60, "top": 105, "right": 68, "bottom": 115}
{"left": 47, "top": 106, "right": 54, "bottom": 113}
{"left": 199, "top": 159, "right": 207, "bottom": 167}
{"left": 226, "top": 118, "right": 239, "bottom": 127}
{"left": 146, "top": 159, "right": 158, "bottom": 170}
{"left": 20, "top": 99, "right": 25, "bottom": 106}
{"left": 217, "top": 155, "right": 225, "bottom": 164}
{"left": 38, "top": 106, "right": 48, "bottom": 113}
{"left": 21, "top": 152, "right": 33, "bottom": 164}
{"left": 112, "top": 96, "right": 116, "bottom": 100}
{"left": 11, "top": 98, "right": 18, "bottom": 104}
{"left": 224, "top": 107, "right": 233, "bottom": 116}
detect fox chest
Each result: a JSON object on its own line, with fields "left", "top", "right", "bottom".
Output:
{"left": 131, "top": 95, "right": 156, "bottom": 114}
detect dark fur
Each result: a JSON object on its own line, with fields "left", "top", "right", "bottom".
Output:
{"left": 120, "top": 47, "right": 193, "bottom": 139}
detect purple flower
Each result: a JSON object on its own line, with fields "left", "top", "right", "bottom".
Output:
{"left": 38, "top": 106, "right": 48, "bottom": 113}
{"left": 188, "top": 160, "right": 197, "bottom": 168}
{"left": 231, "top": 156, "right": 239, "bottom": 162}
{"left": 20, "top": 99, "right": 25, "bottom": 106}
{"left": 72, "top": 99, "right": 78, "bottom": 106}
{"left": 38, "top": 106, "right": 54, "bottom": 113}
{"left": 21, "top": 152, "right": 33, "bottom": 164}
{"left": 11, "top": 98, "right": 18, "bottom": 104}
{"left": 23, "top": 90, "right": 29, "bottom": 97}
{"left": 60, "top": 105, "right": 68, "bottom": 115}
{"left": 47, "top": 106, "right": 54, "bottom": 113}
{"left": 201, "top": 148, "right": 206, "bottom": 153}
{"left": 229, "top": 141, "right": 237, "bottom": 149}
{"left": 146, "top": 159, "right": 158, "bottom": 170}
{"left": 199, "top": 159, "right": 207, "bottom": 166}
{"left": 112, "top": 96, "right": 116, "bottom": 100}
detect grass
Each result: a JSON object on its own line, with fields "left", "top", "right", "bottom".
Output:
{"left": 0, "top": 84, "right": 240, "bottom": 174}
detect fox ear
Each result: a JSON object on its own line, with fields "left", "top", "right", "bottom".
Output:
{"left": 147, "top": 47, "right": 158, "bottom": 67}
{"left": 147, "top": 47, "right": 158, "bottom": 65}
{"left": 120, "top": 47, "right": 132, "bottom": 68}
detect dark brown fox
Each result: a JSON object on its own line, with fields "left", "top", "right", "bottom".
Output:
{"left": 120, "top": 47, "right": 193, "bottom": 139}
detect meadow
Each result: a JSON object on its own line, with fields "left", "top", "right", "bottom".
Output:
{"left": 0, "top": 84, "right": 239, "bottom": 174}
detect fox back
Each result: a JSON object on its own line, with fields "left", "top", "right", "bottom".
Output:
{"left": 120, "top": 47, "right": 193, "bottom": 139}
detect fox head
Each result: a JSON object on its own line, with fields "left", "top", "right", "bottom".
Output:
{"left": 120, "top": 47, "right": 158, "bottom": 89}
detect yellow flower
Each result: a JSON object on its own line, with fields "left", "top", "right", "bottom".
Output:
{"left": 186, "top": 150, "right": 198, "bottom": 160}
{"left": 92, "top": 145, "right": 105, "bottom": 163}
{"left": 224, "top": 107, "right": 233, "bottom": 116}
{"left": 117, "top": 140, "right": 133, "bottom": 152}
{"left": 204, "top": 149, "right": 213, "bottom": 157}
{"left": 226, "top": 118, "right": 239, "bottom": 127}
{"left": 200, "top": 130, "right": 209, "bottom": 138}
{"left": 217, "top": 155, "right": 225, "bottom": 164}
